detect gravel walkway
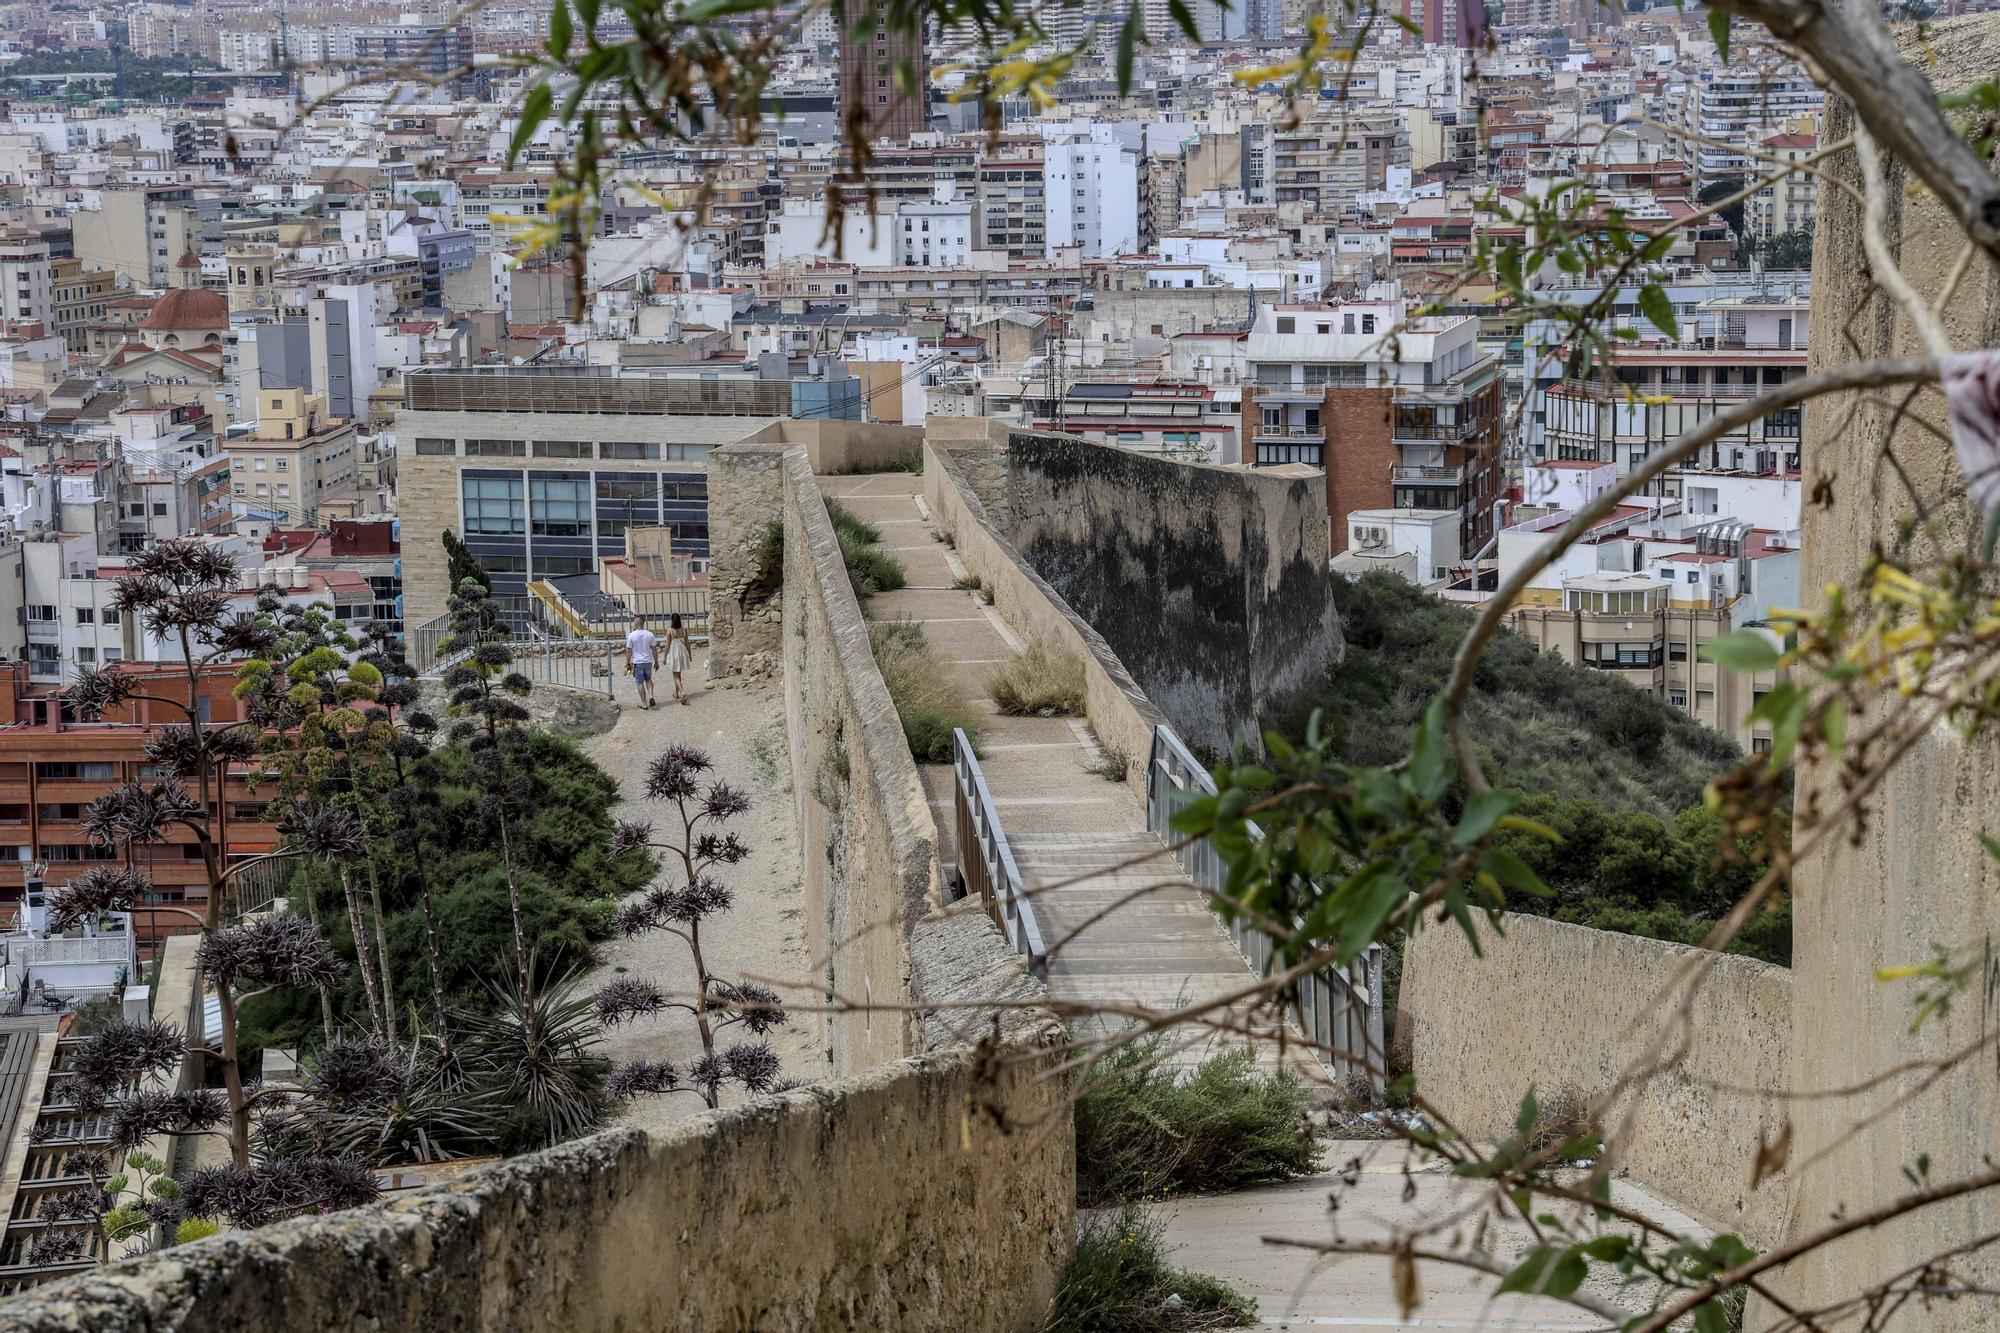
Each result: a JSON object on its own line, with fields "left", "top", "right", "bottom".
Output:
{"left": 578, "top": 647, "right": 824, "bottom": 1131}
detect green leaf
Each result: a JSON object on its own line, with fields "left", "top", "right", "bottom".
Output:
{"left": 1544, "top": 1249, "right": 1588, "bottom": 1298}
{"left": 1642, "top": 230, "right": 1676, "bottom": 261}
{"left": 1514, "top": 1087, "right": 1540, "bottom": 1137}
{"left": 1483, "top": 847, "right": 1553, "bottom": 899}
{"left": 1694, "top": 1298, "right": 1729, "bottom": 1333}
{"left": 1409, "top": 699, "right": 1452, "bottom": 803}
{"left": 1116, "top": 4, "right": 1144, "bottom": 95}
{"left": 1768, "top": 690, "right": 1811, "bottom": 771}
{"left": 547, "top": 0, "right": 572, "bottom": 57}
{"left": 1638, "top": 283, "right": 1678, "bottom": 339}
{"left": 1454, "top": 790, "right": 1516, "bottom": 847}
{"left": 1820, "top": 695, "right": 1846, "bottom": 760}
{"left": 1709, "top": 7, "right": 1730, "bottom": 60}
{"left": 1702, "top": 629, "right": 1781, "bottom": 673}
{"left": 1498, "top": 1245, "right": 1554, "bottom": 1294}
{"left": 1167, "top": 0, "right": 1199, "bottom": 39}
{"left": 509, "top": 83, "right": 553, "bottom": 167}
{"left": 574, "top": 0, "right": 599, "bottom": 28}
{"left": 1335, "top": 862, "right": 1409, "bottom": 961}
{"left": 1580, "top": 1234, "right": 1630, "bottom": 1261}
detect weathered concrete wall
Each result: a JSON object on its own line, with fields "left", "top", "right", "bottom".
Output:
{"left": 3, "top": 1046, "right": 1073, "bottom": 1333}
{"left": 741, "top": 419, "right": 927, "bottom": 475}
{"left": 781, "top": 446, "right": 942, "bottom": 1075}
{"left": 1779, "top": 18, "right": 2000, "bottom": 1321}
{"left": 706, "top": 444, "right": 787, "bottom": 678}
{"left": 927, "top": 439, "right": 1166, "bottom": 802}
{"left": 1403, "top": 915, "right": 1793, "bottom": 1246}
{"left": 995, "top": 429, "right": 1343, "bottom": 753}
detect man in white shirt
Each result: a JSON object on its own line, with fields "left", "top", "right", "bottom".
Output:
{"left": 624, "top": 615, "right": 659, "bottom": 709}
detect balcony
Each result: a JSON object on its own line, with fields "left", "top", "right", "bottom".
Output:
{"left": 1254, "top": 427, "right": 1323, "bottom": 442}
{"left": 1391, "top": 464, "right": 1466, "bottom": 484}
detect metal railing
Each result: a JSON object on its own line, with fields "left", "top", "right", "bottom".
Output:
{"left": 409, "top": 589, "right": 710, "bottom": 682}
{"left": 1145, "top": 724, "right": 1384, "bottom": 1094}
{"left": 952, "top": 728, "right": 1046, "bottom": 982}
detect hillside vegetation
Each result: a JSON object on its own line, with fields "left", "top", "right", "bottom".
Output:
{"left": 1281, "top": 570, "right": 1739, "bottom": 821}
{"left": 1278, "top": 571, "right": 1787, "bottom": 965}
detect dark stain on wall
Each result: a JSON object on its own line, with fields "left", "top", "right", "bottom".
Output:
{"left": 1000, "top": 431, "right": 1343, "bottom": 754}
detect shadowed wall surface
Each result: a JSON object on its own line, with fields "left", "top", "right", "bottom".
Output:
{"left": 994, "top": 429, "right": 1343, "bottom": 754}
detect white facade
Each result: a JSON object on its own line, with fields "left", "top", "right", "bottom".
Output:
{"left": 1043, "top": 138, "right": 1143, "bottom": 260}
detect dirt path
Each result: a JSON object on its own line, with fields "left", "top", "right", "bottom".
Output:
{"left": 578, "top": 648, "right": 823, "bottom": 1131}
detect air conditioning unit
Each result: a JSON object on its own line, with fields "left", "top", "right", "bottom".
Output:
{"left": 1355, "top": 525, "right": 1388, "bottom": 548}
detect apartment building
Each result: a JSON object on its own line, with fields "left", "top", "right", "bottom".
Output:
{"left": 0, "top": 662, "right": 279, "bottom": 947}
{"left": 1271, "top": 112, "right": 1407, "bottom": 221}
{"left": 69, "top": 187, "right": 201, "bottom": 291}
{"left": 1747, "top": 132, "right": 1818, "bottom": 239}
{"left": 227, "top": 388, "right": 361, "bottom": 526}
{"left": 837, "top": 0, "right": 930, "bottom": 143}
{"left": 1527, "top": 293, "right": 1807, "bottom": 477}
{"left": 1681, "top": 67, "right": 1823, "bottom": 188}
{"left": 977, "top": 151, "right": 1049, "bottom": 259}
{"left": 0, "top": 235, "right": 51, "bottom": 330}
{"left": 1241, "top": 296, "right": 1504, "bottom": 564}
{"left": 47, "top": 259, "right": 121, "bottom": 354}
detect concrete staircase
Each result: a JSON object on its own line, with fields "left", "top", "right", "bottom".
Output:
{"left": 819, "top": 471, "right": 1310, "bottom": 1078}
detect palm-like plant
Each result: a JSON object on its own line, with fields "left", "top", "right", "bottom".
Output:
{"left": 455, "top": 962, "right": 611, "bottom": 1148}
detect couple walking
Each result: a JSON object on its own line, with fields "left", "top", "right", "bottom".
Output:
{"left": 624, "top": 613, "right": 693, "bottom": 708}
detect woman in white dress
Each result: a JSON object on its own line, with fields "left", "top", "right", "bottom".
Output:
{"left": 665, "top": 613, "right": 694, "bottom": 705}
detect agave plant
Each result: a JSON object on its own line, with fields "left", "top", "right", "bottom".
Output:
{"left": 454, "top": 961, "right": 611, "bottom": 1149}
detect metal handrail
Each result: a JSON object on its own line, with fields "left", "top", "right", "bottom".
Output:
{"left": 1146, "top": 724, "right": 1384, "bottom": 1093}
{"left": 951, "top": 728, "right": 1046, "bottom": 982}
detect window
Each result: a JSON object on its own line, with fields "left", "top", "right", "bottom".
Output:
{"left": 73, "top": 608, "right": 93, "bottom": 625}
{"left": 661, "top": 479, "right": 708, "bottom": 501}
{"left": 153, "top": 503, "right": 167, "bottom": 517}
{"left": 465, "top": 439, "right": 526, "bottom": 458}
{"left": 253, "top": 457, "right": 267, "bottom": 471}
{"left": 665, "top": 443, "right": 712, "bottom": 462}
{"left": 25, "top": 606, "right": 55, "bottom": 623}
{"left": 463, "top": 476, "right": 525, "bottom": 535}
{"left": 1668, "top": 641, "right": 1689, "bottom": 662}
{"left": 414, "top": 437, "right": 455, "bottom": 456}
{"left": 103, "top": 609, "right": 119, "bottom": 627}
{"left": 1669, "top": 690, "right": 1687, "bottom": 708}
{"left": 1751, "top": 736, "right": 1773, "bottom": 754}
{"left": 104, "top": 648, "right": 121, "bottom": 662}
{"left": 530, "top": 477, "right": 591, "bottom": 537}
{"left": 76, "top": 647, "right": 95, "bottom": 665}
{"left": 276, "top": 458, "right": 288, "bottom": 471}
{"left": 1362, "top": 314, "right": 1377, "bottom": 334}
{"left": 1343, "top": 313, "right": 1356, "bottom": 334}
{"left": 36, "top": 762, "right": 117, "bottom": 781}
{"left": 1275, "top": 316, "right": 1295, "bottom": 334}
{"left": 601, "top": 441, "right": 661, "bottom": 461}
{"left": 531, "top": 555, "right": 592, "bottom": 577}
{"left": 533, "top": 440, "right": 593, "bottom": 459}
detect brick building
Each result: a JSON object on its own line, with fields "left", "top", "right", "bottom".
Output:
{"left": 0, "top": 663, "right": 279, "bottom": 949}
{"left": 1242, "top": 296, "right": 1504, "bottom": 571}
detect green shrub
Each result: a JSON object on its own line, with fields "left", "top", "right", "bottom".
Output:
{"left": 990, "top": 637, "right": 1087, "bottom": 716}
{"left": 1284, "top": 569, "right": 1738, "bottom": 819}
{"left": 1074, "top": 1040, "right": 1317, "bottom": 1207}
{"left": 870, "top": 619, "right": 982, "bottom": 763}
{"left": 827, "top": 501, "right": 906, "bottom": 597}
{"left": 1043, "top": 1206, "right": 1256, "bottom": 1333}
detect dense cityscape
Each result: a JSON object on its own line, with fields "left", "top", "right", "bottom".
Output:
{"left": 0, "top": 0, "right": 1988, "bottom": 1328}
